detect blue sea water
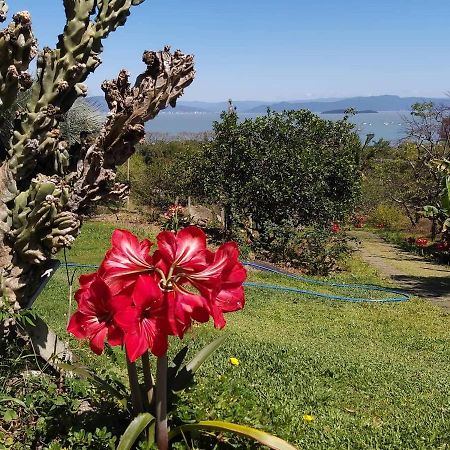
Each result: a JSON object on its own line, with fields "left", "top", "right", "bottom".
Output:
{"left": 146, "top": 111, "right": 409, "bottom": 143}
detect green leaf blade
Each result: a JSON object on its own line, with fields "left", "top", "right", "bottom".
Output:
{"left": 117, "top": 413, "right": 154, "bottom": 450}
{"left": 170, "top": 420, "right": 299, "bottom": 450}
{"left": 171, "top": 335, "right": 227, "bottom": 392}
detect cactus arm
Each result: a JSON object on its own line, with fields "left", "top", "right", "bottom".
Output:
{"left": 0, "top": 2, "right": 195, "bottom": 338}
{"left": 0, "top": 1, "right": 7, "bottom": 23}
{"left": 68, "top": 47, "right": 195, "bottom": 212}
{"left": 9, "top": 0, "right": 145, "bottom": 182}
{"left": 0, "top": 11, "right": 37, "bottom": 108}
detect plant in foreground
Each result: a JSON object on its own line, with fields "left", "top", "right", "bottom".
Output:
{"left": 161, "top": 204, "right": 188, "bottom": 233}
{"left": 66, "top": 226, "right": 296, "bottom": 449}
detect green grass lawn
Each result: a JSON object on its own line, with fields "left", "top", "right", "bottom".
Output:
{"left": 34, "top": 221, "right": 450, "bottom": 449}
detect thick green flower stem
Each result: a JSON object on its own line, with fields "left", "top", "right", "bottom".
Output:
{"left": 126, "top": 357, "right": 144, "bottom": 416}
{"left": 156, "top": 354, "right": 169, "bottom": 450}
{"left": 141, "top": 351, "right": 154, "bottom": 408}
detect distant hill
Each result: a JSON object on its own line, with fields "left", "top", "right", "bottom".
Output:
{"left": 87, "top": 96, "right": 108, "bottom": 113}
{"left": 86, "top": 96, "right": 207, "bottom": 113}
{"left": 248, "top": 95, "right": 450, "bottom": 113}
{"left": 177, "top": 100, "right": 265, "bottom": 113}
{"left": 87, "top": 95, "right": 450, "bottom": 115}
{"left": 162, "top": 104, "right": 208, "bottom": 113}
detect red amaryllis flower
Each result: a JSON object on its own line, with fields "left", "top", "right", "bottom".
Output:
{"left": 99, "top": 229, "right": 154, "bottom": 295}
{"left": 163, "top": 204, "right": 184, "bottom": 220}
{"left": 331, "top": 223, "right": 341, "bottom": 233}
{"left": 154, "top": 226, "right": 246, "bottom": 335}
{"left": 67, "top": 277, "right": 123, "bottom": 355}
{"left": 114, "top": 275, "right": 169, "bottom": 362}
{"left": 204, "top": 242, "right": 247, "bottom": 328}
{"left": 415, "top": 238, "right": 428, "bottom": 247}
{"left": 69, "top": 226, "right": 247, "bottom": 358}
{"left": 155, "top": 226, "right": 208, "bottom": 273}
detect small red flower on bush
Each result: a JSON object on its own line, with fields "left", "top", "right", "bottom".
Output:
{"left": 331, "top": 223, "right": 341, "bottom": 233}
{"left": 352, "top": 214, "right": 366, "bottom": 228}
{"left": 415, "top": 238, "right": 428, "bottom": 248}
{"left": 68, "top": 227, "right": 247, "bottom": 362}
{"left": 376, "top": 223, "right": 385, "bottom": 229}
{"left": 436, "top": 241, "right": 449, "bottom": 252}
{"left": 163, "top": 204, "right": 183, "bottom": 220}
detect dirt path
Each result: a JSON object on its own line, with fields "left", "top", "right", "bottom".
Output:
{"left": 351, "top": 230, "right": 450, "bottom": 312}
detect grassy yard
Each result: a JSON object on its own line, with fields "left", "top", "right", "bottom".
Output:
{"left": 34, "top": 221, "right": 450, "bottom": 450}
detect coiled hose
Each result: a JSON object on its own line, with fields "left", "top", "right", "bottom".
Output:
{"left": 63, "top": 261, "right": 409, "bottom": 304}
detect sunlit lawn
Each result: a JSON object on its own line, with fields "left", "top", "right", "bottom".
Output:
{"left": 35, "top": 221, "right": 450, "bottom": 449}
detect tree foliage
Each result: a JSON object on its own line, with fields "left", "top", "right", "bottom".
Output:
{"left": 361, "top": 102, "right": 450, "bottom": 230}
{"left": 128, "top": 139, "right": 204, "bottom": 206}
{"left": 196, "top": 109, "right": 362, "bottom": 234}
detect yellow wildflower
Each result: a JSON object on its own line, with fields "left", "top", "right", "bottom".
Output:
{"left": 303, "top": 414, "right": 315, "bottom": 423}
{"left": 229, "top": 357, "right": 240, "bottom": 366}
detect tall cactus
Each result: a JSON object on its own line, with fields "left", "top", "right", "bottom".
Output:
{"left": 0, "top": 0, "right": 195, "bottom": 323}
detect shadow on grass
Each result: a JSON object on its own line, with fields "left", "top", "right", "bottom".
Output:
{"left": 392, "top": 274, "right": 450, "bottom": 300}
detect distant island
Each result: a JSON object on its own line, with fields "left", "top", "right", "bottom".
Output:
{"left": 87, "top": 95, "right": 450, "bottom": 115}
{"left": 321, "top": 109, "right": 378, "bottom": 114}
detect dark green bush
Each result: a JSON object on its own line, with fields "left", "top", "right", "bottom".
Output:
{"left": 196, "top": 110, "right": 361, "bottom": 234}
{"left": 120, "top": 140, "right": 204, "bottom": 207}
{"left": 254, "top": 221, "right": 352, "bottom": 275}
{"left": 0, "top": 334, "right": 126, "bottom": 449}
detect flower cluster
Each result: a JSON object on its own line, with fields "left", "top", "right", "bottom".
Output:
{"left": 68, "top": 227, "right": 247, "bottom": 362}
{"left": 436, "top": 240, "right": 450, "bottom": 252}
{"left": 415, "top": 237, "right": 428, "bottom": 248}
{"left": 331, "top": 223, "right": 341, "bottom": 233}
{"left": 352, "top": 214, "right": 366, "bottom": 229}
{"left": 162, "top": 204, "right": 184, "bottom": 220}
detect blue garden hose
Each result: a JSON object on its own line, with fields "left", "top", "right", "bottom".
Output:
{"left": 62, "top": 261, "right": 410, "bottom": 304}
{"left": 244, "top": 261, "right": 409, "bottom": 303}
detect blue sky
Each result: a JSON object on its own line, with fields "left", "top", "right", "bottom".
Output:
{"left": 10, "top": 0, "right": 450, "bottom": 101}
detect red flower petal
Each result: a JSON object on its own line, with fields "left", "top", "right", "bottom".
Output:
{"left": 89, "top": 327, "right": 108, "bottom": 355}
{"left": 67, "top": 311, "right": 87, "bottom": 339}
{"left": 156, "top": 226, "right": 208, "bottom": 272}
{"left": 113, "top": 304, "right": 139, "bottom": 333}
{"left": 207, "top": 286, "right": 245, "bottom": 330}
{"left": 99, "top": 229, "right": 154, "bottom": 295}
{"left": 197, "top": 242, "right": 247, "bottom": 328}
{"left": 164, "top": 289, "right": 209, "bottom": 338}
{"left": 216, "top": 286, "right": 245, "bottom": 313}
{"left": 68, "top": 278, "right": 123, "bottom": 354}
{"left": 114, "top": 275, "right": 168, "bottom": 362}
{"left": 124, "top": 331, "right": 151, "bottom": 362}
{"left": 74, "top": 272, "right": 97, "bottom": 304}
{"left": 132, "top": 275, "right": 162, "bottom": 308}
{"left": 107, "top": 324, "right": 124, "bottom": 347}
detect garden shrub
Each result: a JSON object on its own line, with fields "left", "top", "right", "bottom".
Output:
{"left": 360, "top": 103, "right": 450, "bottom": 230}
{"left": 369, "top": 204, "right": 408, "bottom": 230}
{"left": 123, "top": 140, "right": 204, "bottom": 207}
{"left": 192, "top": 109, "right": 360, "bottom": 270}
{"left": 254, "top": 221, "right": 352, "bottom": 275}
{"left": 0, "top": 333, "right": 126, "bottom": 449}
{"left": 196, "top": 110, "right": 361, "bottom": 233}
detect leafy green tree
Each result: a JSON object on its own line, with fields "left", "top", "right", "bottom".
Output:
{"left": 361, "top": 102, "right": 450, "bottom": 231}
{"left": 126, "top": 139, "right": 204, "bottom": 206}
{"left": 197, "top": 109, "right": 361, "bottom": 235}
